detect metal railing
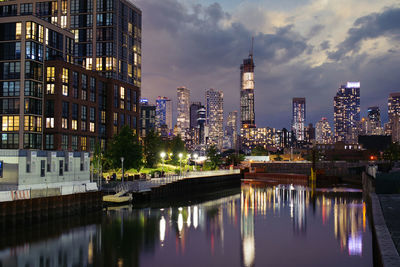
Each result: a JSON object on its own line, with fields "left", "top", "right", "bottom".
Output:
{"left": 111, "top": 169, "right": 240, "bottom": 193}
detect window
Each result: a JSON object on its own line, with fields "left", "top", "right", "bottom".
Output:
{"left": 81, "top": 106, "right": 87, "bottom": 120}
{"left": 81, "top": 136, "right": 87, "bottom": 151}
{"left": 45, "top": 134, "right": 54, "bottom": 150}
{"left": 46, "top": 118, "right": 54, "bottom": 128}
{"left": 62, "top": 68, "right": 68, "bottom": 83}
{"left": 46, "top": 67, "right": 55, "bottom": 82}
{"left": 71, "top": 136, "right": 78, "bottom": 151}
{"left": 40, "top": 160, "right": 45, "bottom": 177}
{"left": 101, "top": 111, "right": 106, "bottom": 124}
{"left": 72, "top": 119, "right": 77, "bottom": 130}
{"left": 113, "top": 113, "right": 117, "bottom": 125}
{"left": 62, "top": 118, "right": 68, "bottom": 129}
{"left": 90, "top": 77, "right": 96, "bottom": 102}
{"left": 2, "top": 116, "right": 19, "bottom": 131}
{"left": 24, "top": 116, "right": 42, "bottom": 132}
{"left": 59, "top": 160, "right": 63, "bottom": 176}
{"left": 20, "top": 4, "right": 33, "bottom": 15}
{"left": 120, "top": 86, "right": 125, "bottom": 99}
{"left": 90, "top": 107, "right": 95, "bottom": 121}
{"left": 90, "top": 122, "right": 95, "bottom": 132}
{"left": 81, "top": 121, "right": 86, "bottom": 131}
{"left": 46, "top": 84, "right": 54, "bottom": 94}
{"left": 61, "top": 135, "right": 68, "bottom": 150}
{"left": 72, "top": 103, "right": 78, "bottom": 119}
{"left": 62, "top": 85, "right": 68, "bottom": 96}
{"left": 1, "top": 81, "right": 20, "bottom": 97}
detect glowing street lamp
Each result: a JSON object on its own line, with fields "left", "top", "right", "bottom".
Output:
{"left": 160, "top": 152, "right": 166, "bottom": 174}
{"left": 179, "top": 153, "right": 183, "bottom": 177}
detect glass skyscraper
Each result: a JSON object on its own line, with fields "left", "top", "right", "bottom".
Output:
{"left": 334, "top": 82, "right": 360, "bottom": 143}
{"left": 292, "top": 97, "right": 306, "bottom": 142}
{"left": 240, "top": 49, "right": 255, "bottom": 129}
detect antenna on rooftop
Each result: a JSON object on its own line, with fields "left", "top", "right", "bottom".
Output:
{"left": 249, "top": 36, "right": 254, "bottom": 59}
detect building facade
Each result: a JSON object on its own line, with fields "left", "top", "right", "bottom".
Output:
{"left": 155, "top": 96, "right": 172, "bottom": 133}
{"left": 139, "top": 99, "right": 156, "bottom": 138}
{"left": 240, "top": 50, "right": 255, "bottom": 129}
{"left": 292, "top": 98, "right": 306, "bottom": 142}
{"left": 315, "top": 117, "right": 332, "bottom": 144}
{"left": 225, "top": 111, "right": 238, "bottom": 150}
{"left": 0, "top": 1, "right": 142, "bottom": 151}
{"left": 44, "top": 60, "right": 139, "bottom": 151}
{"left": 176, "top": 86, "right": 190, "bottom": 139}
{"left": 190, "top": 101, "right": 202, "bottom": 129}
{"left": 334, "top": 82, "right": 360, "bottom": 143}
{"left": 206, "top": 88, "right": 223, "bottom": 150}
{"left": 0, "top": 14, "right": 74, "bottom": 150}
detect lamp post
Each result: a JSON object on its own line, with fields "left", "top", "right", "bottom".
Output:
{"left": 121, "top": 157, "right": 124, "bottom": 183}
{"left": 193, "top": 153, "right": 198, "bottom": 171}
{"left": 179, "top": 153, "right": 183, "bottom": 177}
{"left": 160, "top": 152, "right": 166, "bottom": 175}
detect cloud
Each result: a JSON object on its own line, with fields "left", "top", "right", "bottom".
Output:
{"left": 328, "top": 7, "right": 400, "bottom": 60}
{"left": 135, "top": 0, "right": 400, "bottom": 130}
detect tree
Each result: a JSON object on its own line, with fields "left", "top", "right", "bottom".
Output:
{"left": 384, "top": 142, "right": 400, "bottom": 163}
{"left": 207, "top": 145, "right": 222, "bottom": 170}
{"left": 251, "top": 145, "right": 269, "bottom": 156}
{"left": 168, "top": 135, "right": 186, "bottom": 165}
{"left": 107, "top": 126, "right": 143, "bottom": 171}
{"left": 227, "top": 153, "right": 245, "bottom": 166}
{"left": 143, "top": 129, "right": 162, "bottom": 168}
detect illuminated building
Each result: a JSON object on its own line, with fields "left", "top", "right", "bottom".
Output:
{"left": 241, "top": 127, "right": 277, "bottom": 153}
{"left": 315, "top": 118, "right": 332, "bottom": 144}
{"left": 367, "top": 106, "right": 383, "bottom": 135}
{"left": 304, "top": 123, "right": 315, "bottom": 143}
{"left": 140, "top": 99, "right": 156, "bottom": 138}
{"left": 292, "top": 98, "right": 306, "bottom": 141}
{"left": 240, "top": 43, "right": 255, "bottom": 129}
{"left": 177, "top": 86, "right": 190, "bottom": 139}
{"left": 334, "top": 82, "right": 360, "bottom": 143}
{"left": 206, "top": 88, "right": 224, "bottom": 150}
{"left": 190, "top": 102, "right": 202, "bottom": 129}
{"left": 0, "top": 1, "right": 141, "bottom": 150}
{"left": 155, "top": 96, "right": 172, "bottom": 132}
{"left": 388, "top": 93, "right": 400, "bottom": 140}
{"left": 224, "top": 111, "right": 238, "bottom": 150}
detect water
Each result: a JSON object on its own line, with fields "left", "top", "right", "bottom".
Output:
{"left": 0, "top": 182, "right": 373, "bottom": 267}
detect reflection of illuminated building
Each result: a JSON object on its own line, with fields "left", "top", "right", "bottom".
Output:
{"left": 241, "top": 186, "right": 255, "bottom": 267}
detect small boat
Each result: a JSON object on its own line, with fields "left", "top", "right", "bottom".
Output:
{"left": 103, "top": 190, "right": 133, "bottom": 204}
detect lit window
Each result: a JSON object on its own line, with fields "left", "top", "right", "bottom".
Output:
{"left": 24, "top": 116, "right": 42, "bottom": 132}
{"left": 62, "top": 85, "right": 68, "bottom": 96}
{"left": 96, "top": 58, "right": 102, "bottom": 71}
{"left": 46, "top": 67, "right": 55, "bottom": 82}
{"left": 61, "top": 16, "right": 67, "bottom": 28}
{"left": 113, "top": 113, "right": 117, "bottom": 125}
{"left": 120, "top": 87, "right": 125, "bottom": 99}
{"left": 85, "top": 58, "right": 92, "bottom": 70}
{"left": 101, "top": 111, "right": 106, "bottom": 123}
{"left": 16, "top": 23, "right": 21, "bottom": 40}
{"left": 2, "top": 116, "right": 19, "bottom": 131}
{"left": 46, "top": 118, "right": 54, "bottom": 128}
{"left": 46, "top": 84, "right": 54, "bottom": 94}
{"left": 62, "top": 68, "right": 68, "bottom": 83}
{"left": 62, "top": 118, "right": 68, "bottom": 129}
{"left": 72, "top": 120, "right": 77, "bottom": 130}
{"left": 120, "top": 100, "right": 124, "bottom": 109}
{"left": 89, "top": 122, "right": 95, "bottom": 132}
{"left": 38, "top": 25, "right": 44, "bottom": 43}
{"left": 81, "top": 137, "right": 87, "bottom": 151}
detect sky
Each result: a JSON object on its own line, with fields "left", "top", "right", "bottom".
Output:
{"left": 134, "top": 0, "right": 400, "bottom": 129}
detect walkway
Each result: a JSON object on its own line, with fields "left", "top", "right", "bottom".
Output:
{"left": 379, "top": 195, "right": 400, "bottom": 254}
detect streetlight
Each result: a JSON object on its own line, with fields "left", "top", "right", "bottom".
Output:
{"left": 120, "top": 157, "right": 124, "bottom": 183}
{"left": 179, "top": 153, "right": 183, "bottom": 177}
{"left": 193, "top": 153, "right": 198, "bottom": 171}
{"left": 160, "top": 152, "right": 166, "bottom": 174}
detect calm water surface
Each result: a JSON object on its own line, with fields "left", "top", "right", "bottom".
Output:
{"left": 0, "top": 182, "right": 373, "bottom": 267}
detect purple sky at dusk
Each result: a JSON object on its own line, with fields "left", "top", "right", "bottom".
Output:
{"left": 135, "top": 0, "right": 400, "bottom": 129}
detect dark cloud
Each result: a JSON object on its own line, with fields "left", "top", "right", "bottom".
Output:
{"left": 136, "top": 0, "right": 400, "bottom": 129}
{"left": 307, "top": 24, "right": 324, "bottom": 38}
{"left": 328, "top": 7, "right": 400, "bottom": 60}
{"left": 320, "top": 40, "right": 330, "bottom": 50}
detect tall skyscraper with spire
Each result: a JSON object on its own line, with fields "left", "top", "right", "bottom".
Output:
{"left": 240, "top": 39, "right": 255, "bottom": 129}
{"left": 292, "top": 98, "right": 306, "bottom": 141}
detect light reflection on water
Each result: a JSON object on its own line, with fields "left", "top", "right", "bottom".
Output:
{"left": 0, "top": 183, "right": 372, "bottom": 267}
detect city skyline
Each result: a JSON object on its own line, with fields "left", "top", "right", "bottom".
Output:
{"left": 139, "top": 0, "right": 400, "bottom": 129}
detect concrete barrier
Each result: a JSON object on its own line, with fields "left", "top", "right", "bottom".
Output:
{"left": 61, "top": 186, "right": 74, "bottom": 195}
{"left": 86, "top": 183, "right": 98, "bottom": 191}
{"left": 73, "top": 185, "right": 86, "bottom": 193}
{"left": 0, "top": 191, "right": 12, "bottom": 202}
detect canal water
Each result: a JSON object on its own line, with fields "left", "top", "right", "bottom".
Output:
{"left": 0, "top": 182, "right": 373, "bottom": 267}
